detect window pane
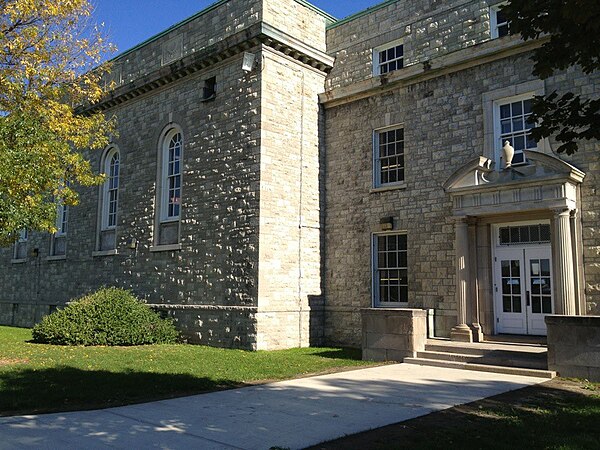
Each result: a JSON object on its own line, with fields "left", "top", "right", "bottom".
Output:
{"left": 375, "top": 234, "right": 408, "bottom": 304}
{"left": 500, "top": 104, "right": 511, "bottom": 119}
{"left": 513, "top": 135, "right": 525, "bottom": 151}
{"left": 513, "top": 297, "right": 522, "bottom": 313}
{"left": 512, "top": 118, "right": 523, "bottom": 132}
{"left": 511, "top": 101, "right": 522, "bottom": 116}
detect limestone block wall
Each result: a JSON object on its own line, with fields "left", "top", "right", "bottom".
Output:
{"left": 112, "top": 0, "right": 263, "bottom": 85}
{"left": 550, "top": 70, "right": 600, "bottom": 315}
{"left": 322, "top": 46, "right": 600, "bottom": 346}
{"left": 326, "top": 0, "right": 500, "bottom": 90}
{"left": 262, "top": 0, "right": 333, "bottom": 52}
{"left": 111, "top": 0, "right": 332, "bottom": 87}
{"left": 547, "top": 315, "right": 600, "bottom": 381}
{"left": 0, "top": 51, "right": 263, "bottom": 349}
{"left": 256, "top": 46, "right": 326, "bottom": 349}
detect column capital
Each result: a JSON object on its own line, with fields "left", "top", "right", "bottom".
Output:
{"left": 553, "top": 208, "right": 573, "bottom": 218}
{"left": 451, "top": 215, "right": 471, "bottom": 226}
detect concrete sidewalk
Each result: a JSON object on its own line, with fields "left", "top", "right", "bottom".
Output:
{"left": 1, "top": 364, "right": 544, "bottom": 450}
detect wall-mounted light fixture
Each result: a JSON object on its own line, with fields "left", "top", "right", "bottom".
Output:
{"left": 127, "top": 238, "right": 138, "bottom": 250}
{"left": 242, "top": 52, "right": 256, "bottom": 72}
{"left": 380, "top": 216, "right": 394, "bottom": 231}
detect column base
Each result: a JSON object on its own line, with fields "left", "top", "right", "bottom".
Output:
{"left": 470, "top": 323, "right": 484, "bottom": 343}
{"left": 451, "top": 324, "right": 473, "bottom": 343}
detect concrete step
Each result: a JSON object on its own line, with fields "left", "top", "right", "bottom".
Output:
{"left": 404, "top": 357, "right": 556, "bottom": 379}
{"left": 425, "top": 342, "right": 547, "bottom": 358}
{"left": 417, "top": 350, "right": 548, "bottom": 370}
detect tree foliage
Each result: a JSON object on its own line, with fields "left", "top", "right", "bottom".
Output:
{"left": 501, "top": 0, "right": 600, "bottom": 154}
{"left": 0, "top": 0, "right": 115, "bottom": 245}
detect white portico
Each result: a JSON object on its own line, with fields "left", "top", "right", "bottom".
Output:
{"left": 444, "top": 151, "right": 586, "bottom": 342}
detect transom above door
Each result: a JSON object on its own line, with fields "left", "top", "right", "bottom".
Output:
{"left": 492, "top": 222, "right": 553, "bottom": 336}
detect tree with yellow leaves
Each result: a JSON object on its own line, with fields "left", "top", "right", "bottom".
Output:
{"left": 0, "top": 0, "right": 115, "bottom": 245}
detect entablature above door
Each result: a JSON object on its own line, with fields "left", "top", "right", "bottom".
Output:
{"left": 443, "top": 151, "right": 586, "bottom": 217}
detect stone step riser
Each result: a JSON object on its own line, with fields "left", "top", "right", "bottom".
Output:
{"left": 416, "top": 351, "right": 547, "bottom": 370}
{"left": 425, "top": 344, "right": 546, "bottom": 358}
{"left": 404, "top": 358, "right": 556, "bottom": 379}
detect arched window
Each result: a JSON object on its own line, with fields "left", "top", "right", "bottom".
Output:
{"left": 95, "top": 146, "right": 120, "bottom": 253}
{"left": 102, "top": 148, "right": 120, "bottom": 230}
{"left": 162, "top": 129, "right": 182, "bottom": 221}
{"left": 154, "top": 126, "right": 183, "bottom": 248}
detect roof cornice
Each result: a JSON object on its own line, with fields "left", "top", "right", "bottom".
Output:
{"left": 85, "top": 23, "right": 334, "bottom": 113}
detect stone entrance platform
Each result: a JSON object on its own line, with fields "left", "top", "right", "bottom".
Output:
{"left": 404, "top": 338, "right": 555, "bottom": 379}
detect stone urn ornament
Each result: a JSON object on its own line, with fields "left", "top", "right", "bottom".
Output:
{"left": 502, "top": 140, "right": 515, "bottom": 169}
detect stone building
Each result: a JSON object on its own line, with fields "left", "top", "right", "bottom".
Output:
{"left": 1, "top": 0, "right": 598, "bottom": 351}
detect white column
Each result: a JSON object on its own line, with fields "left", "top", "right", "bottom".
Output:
{"left": 451, "top": 217, "right": 473, "bottom": 342}
{"left": 554, "top": 209, "right": 577, "bottom": 315}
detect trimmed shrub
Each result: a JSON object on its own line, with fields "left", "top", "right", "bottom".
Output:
{"left": 32, "top": 287, "right": 179, "bottom": 346}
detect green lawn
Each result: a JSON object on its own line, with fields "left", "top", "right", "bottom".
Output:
{"left": 0, "top": 326, "right": 375, "bottom": 416}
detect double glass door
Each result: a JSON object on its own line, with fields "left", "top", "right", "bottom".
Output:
{"left": 494, "top": 246, "right": 553, "bottom": 335}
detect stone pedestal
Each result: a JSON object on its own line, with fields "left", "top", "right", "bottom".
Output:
{"left": 361, "top": 308, "right": 427, "bottom": 361}
{"left": 547, "top": 315, "right": 600, "bottom": 381}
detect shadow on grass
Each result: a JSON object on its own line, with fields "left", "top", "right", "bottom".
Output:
{"left": 0, "top": 366, "right": 242, "bottom": 417}
{"left": 3, "top": 368, "right": 587, "bottom": 449}
{"left": 309, "top": 348, "right": 363, "bottom": 360}
{"left": 306, "top": 382, "right": 600, "bottom": 450}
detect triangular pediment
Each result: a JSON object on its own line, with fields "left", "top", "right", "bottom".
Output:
{"left": 444, "top": 151, "right": 585, "bottom": 193}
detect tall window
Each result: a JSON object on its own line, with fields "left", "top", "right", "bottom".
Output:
{"left": 495, "top": 96, "right": 536, "bottom": 165}
{"left": 155, "top": 126, "right": 183, "bottom": 247}
{"left": 96, "top": 147, "right": 120, "bottom": 252}
{"left": 373, "top": 233, "right": 408, "bottom": 306}
{"left": 163, "top": 130, "right": 182, "bottom": 220}
{"left": 51, "top": 202, "right": 68, "bottom": 256}
{"left": 374, "top": 41, "right": 404, "bottom": 75}
{"left": 56, "top": 203, "right": 68, "bottom": 236}
{"left": 103, "top": 148, "right": 120, "bottom": 229}
{"left": 374, "top": 126, "right": 405, "bottom": 187}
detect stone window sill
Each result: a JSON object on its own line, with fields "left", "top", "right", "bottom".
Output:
{"left": 46, "top": 255, "right": 66, "bottom": 261}
{"left": 370, "top": 182, "right": 407, "bottom": 193}
{"left": 11, "top": 258, "right": 27, "bottom": 264}
{"left": 92, "top": 249, "right": 118, "bottom": 257}
{"left": 150, "top": 243, "right": 181, "bottom": 252}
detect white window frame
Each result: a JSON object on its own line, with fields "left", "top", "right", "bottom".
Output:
{"left": 55, "top": 203, "right": 68, "bottom": 236}
{"left": 101, "top": 147, "right": 120, "bottom": 230}
{"left": 12, "top": 229, "right": 28, "bottom": 261}
{"left": 373, "top": 39, "right": 404, "bottom": 76}
{"left": 493, "top": 92, "right": 537, "bottom": 166}
{"left": 160, "top": 128, "right": 183, "bottom": 223}
{"left": 372, "top": 232, "right": 409, "bottom": 307}
{"left": 373, "top": 124, "right": 405, "bottom": 188}
{"left": 490, "top": 3, "right": 510, "bottom": 39}
{"left": 482, "top": 80, "right": 549, "bottom": 167}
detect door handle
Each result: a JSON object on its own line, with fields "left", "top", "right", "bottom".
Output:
{"left": 526, "top": 291, "right": 530, "bottom": 306}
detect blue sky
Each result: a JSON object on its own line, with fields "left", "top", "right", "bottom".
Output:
{"left": 92, "top": 0, "right": 383, "bottom": 57}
